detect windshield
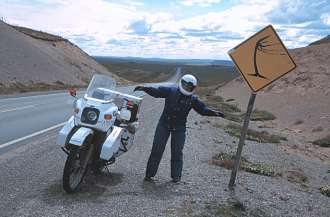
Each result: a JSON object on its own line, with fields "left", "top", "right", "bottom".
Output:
{"left": 85, "top": 74, "right": 116, "bottom": 101}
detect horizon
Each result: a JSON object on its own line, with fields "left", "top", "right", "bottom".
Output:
{"left": 92, "top": 55, "right": 233, "bottom": 61}
{"left": 0, "top": 0, "right": 329, "bottom": 60}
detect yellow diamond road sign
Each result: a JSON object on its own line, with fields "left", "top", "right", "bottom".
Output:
{"left": 228, "top": 25, "right": 296, "bottom": 92}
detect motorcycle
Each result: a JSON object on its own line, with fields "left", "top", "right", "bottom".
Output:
{"left": 57, "top": 74, "right": 143, "bottom": 193}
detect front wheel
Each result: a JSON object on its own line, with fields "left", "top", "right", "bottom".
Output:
{"left": 63, "top": 142, "right": 93, "bottom": 193}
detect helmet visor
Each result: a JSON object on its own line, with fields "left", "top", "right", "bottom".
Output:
{"left": 181, "top": 79, "right": 195, "bottom": 92}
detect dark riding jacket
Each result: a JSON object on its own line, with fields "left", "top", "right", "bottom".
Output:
{"left": 144, "top": 86, "right": 223, "bottom": 130}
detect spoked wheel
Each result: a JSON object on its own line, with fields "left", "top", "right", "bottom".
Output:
{"left": 63, "top": 141, "right": 93, "bottom": 193}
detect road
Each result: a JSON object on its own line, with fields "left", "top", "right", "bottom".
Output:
{"left": 0, "top": 67, "right": 182, "bottom": 151}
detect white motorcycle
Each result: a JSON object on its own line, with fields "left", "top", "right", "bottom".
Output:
{"left": 57, "top": 74, "right": 143, "bottom": 193}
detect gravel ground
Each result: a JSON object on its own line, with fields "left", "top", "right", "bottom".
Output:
{"left": 0, "top": 94, "right": 329, "bottom": 217}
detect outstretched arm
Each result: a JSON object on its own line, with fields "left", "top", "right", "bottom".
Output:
{"left": 134, "top": 86, "right": 170, "bottom": 98}
{"left": 192, "top": 96, "right": 225, "bottom": 117}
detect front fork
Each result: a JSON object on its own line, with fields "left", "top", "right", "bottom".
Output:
{"left": 81, "top": 142, "right": 95, "bottom": 171}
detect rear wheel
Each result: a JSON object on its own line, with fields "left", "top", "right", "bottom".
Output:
{"left": 63, "top": 140, "right": 93, "bottom": 193}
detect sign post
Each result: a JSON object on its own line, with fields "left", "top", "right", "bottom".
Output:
{"left": 228, "top": 92, "right": 256, "bottom": 187}
{"left": 227, "top": 25, "right": 296, "bottom": 187}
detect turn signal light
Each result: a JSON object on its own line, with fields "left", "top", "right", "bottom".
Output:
{"left": 104, "top": 114, "right": 112, "bottom": 120}
{"left": 127, "top": 100, "right": 134, "bottom": 108}
{"left": 74, "top": 108, "right": 80, "bottom": 114}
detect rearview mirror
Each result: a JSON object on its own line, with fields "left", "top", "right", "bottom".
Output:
{"left": 69, "top": 88, "right": 77, "bottom": 97}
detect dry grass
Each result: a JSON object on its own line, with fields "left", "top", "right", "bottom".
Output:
{"left": 320, "top": 185, "right": 330, "bottom": 197}
{"left": 97, "top": 60, "right": 178, "bottom": 83}
{"left": 250, "top": 109, "right": 276, "bottom": 121}
{"left": 211, "top": 152, "right": 276, "bottom": 177}
{"left": 294, "top": 120, "right": 304, "bottom": 125}
{"left": 96, "top": 58, "right": 239, "bottom": 86}
{"left": 284, "top": 169, "right": 308, "bottom": 185}
{"left": 196, "top": 87, "right": 243, "bottom": 123}
{"left": 0, "top": 82, "right": 86, "bottom": 95}
{"left": 197, "top": 87, "right": 277, "bottom": 124}
{"left": 313, "top": 134, "right": 330, "bottom": 147}
{"left": 10, "top": 24, "right": 67, "bottom": 42}
{"left": 224, "top": 123, "right": 287, "bottom": 143}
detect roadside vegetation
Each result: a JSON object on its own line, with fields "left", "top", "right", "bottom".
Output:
{"left": 96, "top": 58, "right": 239, "bottom": 86}
{"left": 97, "top": 60, "right": 178, "bottom": 83}
{"left": 223, "top": 123, "right": 286, "bottom": 143}
{"left": 197, "top": 87, "right": 243, "bottom": 122}
{"left": 313, "top": 134, "right": 330, "bottom": 147}
{"left": 10, "top": 24, "right": 67, "bottom": 42}
{"left": 211, "top": 152, "right": 276, "bottom": 177}
{"left": 320, "top": 185, "right": 330, "bottom": 197}
{"left": 197, "top": 87, "right": 276, "bottom": 123}
{"left": 0, "top": 81, "right": 86, "bottom": 95}
{"left": 250, "top": 109, "right": 276, "bottom": 121}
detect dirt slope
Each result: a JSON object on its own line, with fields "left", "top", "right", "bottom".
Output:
{"left": 0, "top": 21, "right": 124, "bottom": 93}
{"left": 217, "top": 36, "right": 330, "bottom": 155}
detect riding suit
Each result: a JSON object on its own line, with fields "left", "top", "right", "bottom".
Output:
{"left": 141, "top": 85, "right": 224, "bottom": 180}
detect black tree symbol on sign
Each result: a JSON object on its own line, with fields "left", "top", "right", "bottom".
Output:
{"left": 248, "top": 35, "right": 286, "bottom": 79}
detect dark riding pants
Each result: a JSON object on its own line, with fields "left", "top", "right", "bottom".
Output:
{"left": 146, "top": 121, "right": 186, "bottom": 179}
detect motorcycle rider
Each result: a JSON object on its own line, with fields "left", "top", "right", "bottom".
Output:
{"left": 134, "top": 74, "right": 225, "bottom": 183}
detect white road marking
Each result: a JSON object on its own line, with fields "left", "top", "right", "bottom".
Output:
{"left": 0, "top": 92, "right": 67, "bottom": 102}
{"left": 0, "top": 91, "right": 85, "bottom": 102}
{"left": 0, "top": 122, "right": 66, "bottom": 149}
{"left": 0, "top": 105, "right": 35, "bottom": 113}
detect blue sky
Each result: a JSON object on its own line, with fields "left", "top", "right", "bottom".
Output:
{"left": 0, "top": 0, "right": 329, "bottom": 59}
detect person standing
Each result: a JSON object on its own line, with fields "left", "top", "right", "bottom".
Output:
{"left": 134, "top": 74, "right": 225, "bottom": 183}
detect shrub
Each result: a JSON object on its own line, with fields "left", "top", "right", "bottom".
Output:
{"left": 320, "top": 185, "right": 330, "bottom": 197}
{"left": 211, "top": 152, "right": 276, "bottom": 177}
{"left": 313, "top": 135, "right": 330, "bottom": 147}
{"left": 250, "top": 109, "right": 276, "bottom": 121}
{"left": 224, "top": 124, "right": 287, "bottom": 143}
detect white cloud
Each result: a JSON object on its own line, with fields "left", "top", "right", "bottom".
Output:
{"left": 321, "top": 13, "right": 330, "bottom": 25}
{"left": 0, "top": 0, "right": 327, "bottom": 59}
{"left": 180, "top": 0, "right": 222, "bottom": 7}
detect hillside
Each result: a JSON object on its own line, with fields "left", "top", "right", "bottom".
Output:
{"left": 0, "top": 21, "right": 124, "bottom": 94}
{"left": 216, "top": 35, "right": 330, "bottom": 161}
{"left": 309, "top": 35, "right": 330, "bottom": 46}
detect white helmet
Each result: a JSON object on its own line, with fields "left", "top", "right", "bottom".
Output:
{"left": 179, "top": 74, "right": 197, "bottom": 96}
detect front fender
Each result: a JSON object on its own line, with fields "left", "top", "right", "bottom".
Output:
{"left": 69, "top": 127, "right": 94, "bottom": 146}
{"left": 57, "top": 116, "right": 75, "bottom": 146}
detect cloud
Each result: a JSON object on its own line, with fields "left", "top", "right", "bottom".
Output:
{"left": 182, "top": 28, "right": 243, "bottom": 40}
{"left": 0, "top": 0, "right": 328, "bottom": 59}
{"left": 180, "top": 0, "right": 222, "bottom": 7}
{"left": 265, "top": 0, "right": 330, "bottom": 48}
{"left": 267, "top": 0, "right": 330, "bottom": 24}
{"left": 321, "top": 13, "right": 330, "bottom": 25}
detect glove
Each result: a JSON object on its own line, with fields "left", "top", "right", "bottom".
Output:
{"left": 134, "top": 86, "right": 145, "bottom": 92}
{"left": 215, "top": 111, "right": 225, "bottom": 118}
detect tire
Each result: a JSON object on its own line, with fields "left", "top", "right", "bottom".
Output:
{"left": 63, "top": 140, "right": 93, "bottom": 193}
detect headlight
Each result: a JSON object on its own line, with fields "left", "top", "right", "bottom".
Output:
{"left": 87, "top": 111, "right": 97, "bottom": 121}
{"left": 81, "top": 107, "right": 99, "bottom": 124}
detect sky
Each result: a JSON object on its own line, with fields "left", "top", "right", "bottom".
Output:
{"left": 0, "top": 0, "right": 329, "bottom": 60}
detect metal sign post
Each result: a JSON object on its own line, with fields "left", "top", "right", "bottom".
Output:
{"left": 228, "top": 92, "right": 256, "bottom": 187}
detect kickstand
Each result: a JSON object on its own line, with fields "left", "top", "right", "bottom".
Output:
{"left": 105, "top": 165, "right": 111, "bottom": 174}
